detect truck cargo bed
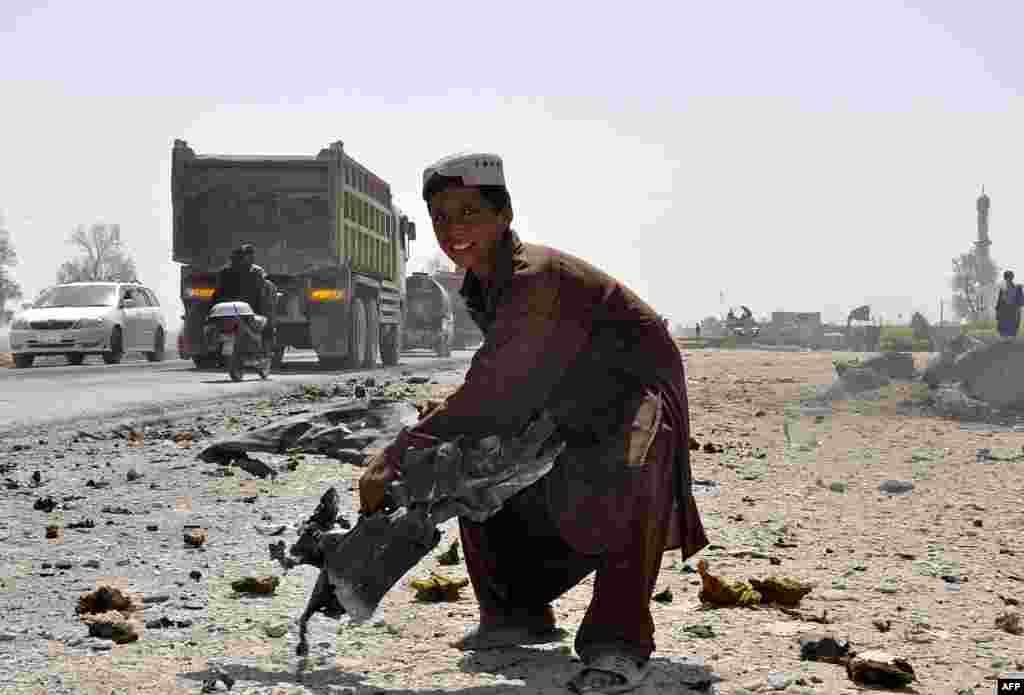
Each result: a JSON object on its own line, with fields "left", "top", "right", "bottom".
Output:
{"left": 172, "top": 152, "right": 334, "bottom": 273}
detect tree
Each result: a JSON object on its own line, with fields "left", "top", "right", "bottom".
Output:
{"left": 0, "top": 213, "right": 23, "bottom": 324}
{"left": 950, "top": 249, "right": 998, "bottom": 322}
{"left": 56, "top": 223, "right": 138, "bottom": 284}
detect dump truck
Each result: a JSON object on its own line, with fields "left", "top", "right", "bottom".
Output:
{"left": 402, "top": 272, "right": 455, "bottom": 357}
{"left": 172, "top": 139, "right": 415, "bottom": 369}
{"left": 433, "top": 267, "right": 483, "bottom": 349}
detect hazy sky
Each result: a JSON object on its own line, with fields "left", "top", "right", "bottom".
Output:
{"left": 2, "top": 0, "right": 1023, "bottom": 327}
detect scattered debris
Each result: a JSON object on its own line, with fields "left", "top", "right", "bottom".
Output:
{"left": 777, "top": 606, "right": 831, "bottom": 624}
{"left": 231, "top": 455, "right": 277, "bottom": 479}
{"left": 263, "top": 620, "right": 288, "bottom": 638}
{"left": 749, "top": 576, "right": 814, "bottom": 606}
{"left": 872, "top": 618, "right": 892, "bottom": 632}
{"left": 77, "top": 586, "right": 144, "bottom": 615}
{"left": 254, "top": 524, "right": 287, "bottom": 536}
{"left": 45, "top": 524, "right": 60, "bottom": 539}
{"left": 126, "top": 468, "right": 143, "bottom": 482}
{"left": 145, "top": 616, "right": 193, "bottom": 629}
{"left": 33, "top": 497, "right": 58, "bottom": 513}
{"left": 66, "top": 519, "right": 95, "bottom": 530}
{"left": 696, "top": 560, "right": 761, "bottom": 607}
{"left": 189, "top": 570, "right": 202, "bottom": 582}
{"left": 652, "top": 587, "right": 674, "bottom": 603}
{"left": 409, "top": 573, "right": 470, "bottom": 603}
{"left": 85, "top": 479, "right": 110, "bottom": 489}
{"left": 75, "top": 585, "right": 145, "bottom": 644}
{"left": 183, "top": 527, "right": 207, "bottom": 548}
{"left": 845, "top": 650, "right": 915, "bottom": 688}
{"left": 681, "top": 624, "right": 717, "bottom": 639}
{"left": 200, "top": 666, "right": 236, "bottom": 693}
{"left": 878, "top": 479, "right": 915, "bottom": 495}
{"left": 437, "top": 540, "right": 461, "bottom": 566}
{"left": 230, "top": 576, "right": 280, "bottom": 595}
{"left": 80, "top": 610, "right": 141, "bottom": 644}
{"left": 101, "top": 505, "right": 133, "bottom": 515}
{"left": 995, "top": 611, "right": 1023, "bottom": 635}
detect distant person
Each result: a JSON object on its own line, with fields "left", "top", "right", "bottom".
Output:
{"left": 995, "top": 269, "right": 1023, "bottom": 340}
{"left": 695, "top": 323, "right": 701, "bottom": 338}
{"left": 212, "top": 243, "right": 275, "bottom": 355}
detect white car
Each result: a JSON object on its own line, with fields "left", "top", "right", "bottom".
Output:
{"left": 8, "top": 282, "right": 167, "bottom": 368}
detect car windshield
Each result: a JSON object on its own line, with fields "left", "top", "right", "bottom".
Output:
{"left": 33, "top": 285, "right": 119, "bottom": 308}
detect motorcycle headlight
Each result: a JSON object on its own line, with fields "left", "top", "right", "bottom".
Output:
{"left": 72, "top": 318, "right": 106, "bottom": 329}
{"left": 11, "top": 318, "right": 30, "bottom": 330}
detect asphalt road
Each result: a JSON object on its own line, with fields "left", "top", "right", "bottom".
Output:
{"left": 0, "top": 347, "right": 475, "bottom": 433}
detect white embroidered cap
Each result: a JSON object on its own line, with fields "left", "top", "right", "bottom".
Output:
{"left": 422, "top": 152, "right": 506, "bottom": 190}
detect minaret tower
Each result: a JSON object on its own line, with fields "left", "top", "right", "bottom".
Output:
{"left": 975, "top": 186, "right": 991, "bottom": 260}
{"left": 975, "top": 187, "right": 995, "bottom": 319}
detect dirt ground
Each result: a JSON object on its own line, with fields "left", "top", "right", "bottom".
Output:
{"left": 1, "top": 350, "right": 1022, "bottom": 695}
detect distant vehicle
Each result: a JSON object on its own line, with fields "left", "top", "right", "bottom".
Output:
{"left": 432, "top": 267, "right": 483, "bottom": 349}
{"left": 7, "top": 282, "right": 167, "bottom": 368}
{"left": 172, "top": 139, "right": 415, "bottom": 370}
{"left": 205, "top": 300, "right": 271, "bottom": 381}
{"left": 726, "top": 305, "right": 759, "bottom": 339}
{"left": 403, "top": 272, "right": 455, "bottom": 357}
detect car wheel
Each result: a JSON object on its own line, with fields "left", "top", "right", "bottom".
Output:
{"left": 102, "top": 327, "right": 124, "bottom": 365}
{"left": 67, "top": 353, "right": 86, "bottom": 366}
{"left": 146, "top": 328, "right": 166, "bottom": 362}
{"left": 13, "top": 354, "right": 34, "bottom": 369}
{"left": 193, "top": 356, "right": 217, "bottom": 369}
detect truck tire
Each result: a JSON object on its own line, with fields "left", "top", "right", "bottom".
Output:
{"left": 364, "top": 299, "right": 380, "bottom": 369}
{"left": 344, "top": 297, "right": 368, "bottom": 369}
{"left": 193, "top": 356, "right": 217, "bottom": 369}
{"left": 435, "top": 334, "right": 451, "bottom": 358}
{"left": 271, "top": 347, "right": 286, "bottom": 370}
{"left": 13, "top": 354, "right": 34, "bottom": 369}
{"left": 67, "top": 353, "right": 85, "bottom": 366}
{"left": 228, "top": 349, "right": 244, "bottom": 382}
{"left": 381, "top": 325, "right": 400, "bottom": 366}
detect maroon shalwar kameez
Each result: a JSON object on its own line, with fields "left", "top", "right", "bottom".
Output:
{"left": 385, "top": 228, "right": 707, "bottom": 662}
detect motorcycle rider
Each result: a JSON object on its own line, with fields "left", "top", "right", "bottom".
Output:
{"left": 211, "top": 243, "right": 275, "bottom": 356}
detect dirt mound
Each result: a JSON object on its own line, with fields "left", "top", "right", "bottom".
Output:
{"left": 76, "top": 585, "right": 143, "bottom": 616}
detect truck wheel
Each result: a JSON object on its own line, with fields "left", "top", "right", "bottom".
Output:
{"left": 344, "top": 297, "right": 368, "bottom": 369}
{"left": 13, "top": 354, "right": 34, "bottom": 369}
{"left": 364, "top": 299, "right": 380, "bottom": 369}
{"left": 228, "top": 349, "right": 244, "bottom": 382}
{"left": 381, "top": 326, "right": 400, "bottom": 366}
{"left": 67, "top": 353, "right": 86, "bottom": 366}
{"left": 271, "top": 347, "right": 286, "bottom": 370}
{"left": 102, "top": 327, "right": 124, "bottom": 365}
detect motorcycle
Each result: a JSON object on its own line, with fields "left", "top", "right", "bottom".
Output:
{"left": 204, "top": 301, "right": 271, "bottom": 382}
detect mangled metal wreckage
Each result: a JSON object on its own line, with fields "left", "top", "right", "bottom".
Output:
{"left": 200, "top": 399, "right": 565, "bottom": 656}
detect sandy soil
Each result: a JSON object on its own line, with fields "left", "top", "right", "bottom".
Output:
{"left": 1, "top": 349, "right": 1022, "bottom": 695}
